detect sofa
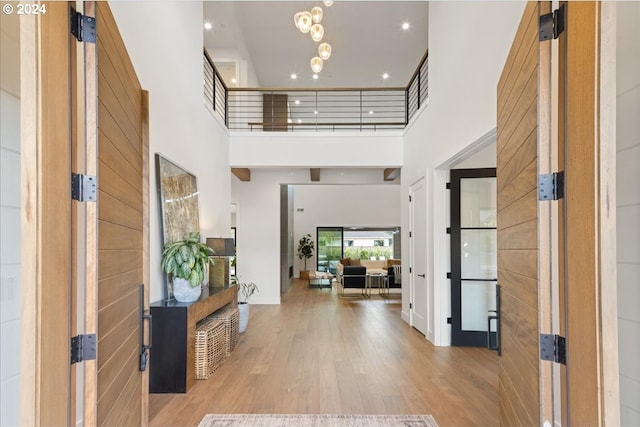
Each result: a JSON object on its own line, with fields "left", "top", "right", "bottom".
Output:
{"left": 337, "top": 258, "right": 401, "bottom": 280}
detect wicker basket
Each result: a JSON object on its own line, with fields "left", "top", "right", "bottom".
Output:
{"left": 195, "top": 318, "right": 226, "bottom": 380}
{"left": 208, "top": 306, "right": 239, "bottom": 356}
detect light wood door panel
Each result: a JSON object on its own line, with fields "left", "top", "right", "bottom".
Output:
{"left": 96, "top": 2, "right": 147, "bottom": 426}
{"left": 21, "top": 3, "right": 73, "bottom": 425}
{"left": 496, "top": 2, "right": 542, "bottom": 426}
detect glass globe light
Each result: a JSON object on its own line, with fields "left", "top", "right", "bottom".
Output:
{"left": 311, "top": 6, "right": 323, "bottom": 24}
{"left": 310, "top": 56, "right": 323, "bottom": 74}
{"left": 310, "top": 23, "right": 324, "bottom": 42}
{"left": 295, "top": 11, "right": 312, "bottom": 33}
{"left": 323, "top": 0, "right": 334, "bottom": 6}
{"left": 318, "top": 42, "right": 332, "bottom": 60}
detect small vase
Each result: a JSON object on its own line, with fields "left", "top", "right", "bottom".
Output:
{"left": 173, "top": 277, "right": 202, "bottom": 302}
{"left": 238, "top": 302, "right": 250, "bottom": 333}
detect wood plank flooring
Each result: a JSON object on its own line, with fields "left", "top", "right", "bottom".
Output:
{"left": 149, "top": 280, "right": 499, "bottom": 427}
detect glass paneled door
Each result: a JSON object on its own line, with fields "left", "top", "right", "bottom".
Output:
{"left": 316, "top": 227, "right": 344, "bottom": 275}
{"left": 450, "top": 169, "right": 498, "bottom": 347}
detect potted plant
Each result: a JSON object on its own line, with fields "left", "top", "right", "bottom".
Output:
{"left": 161, "top": 231, "right": 214, "bottom": 302}
{"left": 231, "top": 276, "right": 259, "bottom": 333}
{"left": 297, "top": 233, "right": 315, "bottom": 280}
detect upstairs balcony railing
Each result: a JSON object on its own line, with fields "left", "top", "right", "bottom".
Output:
{"left": 204, "top": 49, "right": 428, "bottom": 132}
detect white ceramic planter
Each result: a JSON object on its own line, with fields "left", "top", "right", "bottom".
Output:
{"left": 238, "top": 302, "right": 250, "bottom": 333}
{"left": 173, "top": 277, "right": 202, "bottom": 302}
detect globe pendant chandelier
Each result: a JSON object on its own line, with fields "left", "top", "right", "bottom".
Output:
{"left": 294, "top": 1, "right": 334, "bottom": 74}
{"left": 310, "top": 56, "right": 324, "bottom": 73}
{"left": 318, "top": 42, "right": 332, "bottom": 61}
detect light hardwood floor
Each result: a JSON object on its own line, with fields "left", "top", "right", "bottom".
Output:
{"left": 149, "top": 280, "right": 499, "bottom": 427}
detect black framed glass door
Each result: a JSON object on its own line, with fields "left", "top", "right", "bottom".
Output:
{"left": 316, "top": 227, "right": 344, "bottom": 275}
{"left": 450, "top": 168, "right": 498, "bottom": 347}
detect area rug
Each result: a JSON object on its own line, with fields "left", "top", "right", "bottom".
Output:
{"left": 197, "top": 414, "right": 439, "bottom": 427}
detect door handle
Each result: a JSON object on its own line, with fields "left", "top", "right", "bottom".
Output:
{"left": 139, "top": 284, "right": 152, "bottom": 372}
{"left": 417, "top": 274, "right": 426, "bottom": 278}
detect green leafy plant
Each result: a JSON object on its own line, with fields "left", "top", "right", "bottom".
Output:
{"left": 231, "top": 276, "right": 259, "bottom": 303}
{"left": 297, "top": 234, "right": 315, "bottom": 271}
{"left": 161, "top": 232, "right": 214, "bottom": 287}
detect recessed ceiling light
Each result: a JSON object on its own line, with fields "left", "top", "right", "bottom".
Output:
{"left": 402, "top": 22, "right": 410, "bottom": 30}
{"left": 295, "top": 100, "right": 300, "bottom": 105}
{"left": 314, "top": 110, "right": 318, "bottom": 115}
{"left": 291, "top": 73, "right": 297, "bottom": 80}
{"left": 298, "top": 119, "right": 303, "bottom": 124}
{"left": 369, "top": 111, "right": 374, "bottom": 115}
{"left": 204, "top": 22, "right": 213, "bottom": 30}
{"left": 382, "top": 73, "right": 389, "bottom": 80}
{"left": 288, "top": 119, "right": 292, "bottom": 124}
{"left": 312, "top": 74, "right": 319, "bottom": 80}
{"left": 231, "top": 78, "right": 237, "bottom": 84}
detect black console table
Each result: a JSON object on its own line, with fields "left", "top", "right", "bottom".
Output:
{"left": 149, "top": 285, "right": 237, "bottom": 393}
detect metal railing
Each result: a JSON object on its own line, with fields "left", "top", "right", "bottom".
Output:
{"left": 406, "top": 50, "right": 429, "bottom": 124}
{"left": 204, "top": 49, "right": 429, "bottom": 132}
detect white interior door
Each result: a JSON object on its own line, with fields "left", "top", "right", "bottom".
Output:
{"left": 410, "top": 178, "right": 428, "bottom": 335}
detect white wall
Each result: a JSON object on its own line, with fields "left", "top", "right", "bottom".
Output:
{"left": 401, "top": 1, "right": 525, "bottom": 345}
{"left": 230, "top": 132, "right": 403, "bottom": 168}
{"left": 293, "top": 184, "right": 401, "bottom": 276}
{"left": 0, "top": 10, "right": 20, "bottom": 427}
{"left": 617, "top": 2, "right": 640, "bottom": 425}
{"left": 232, "top": 170, "right": 302, "bottom": 305}
{"left": 110, "top": 2, "right": 232, "bottom": 303}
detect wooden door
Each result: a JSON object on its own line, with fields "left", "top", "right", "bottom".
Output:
{"left": 496, "top": 2, "right": 547, "bottom": 425}
{"left": 498, "top": 2, "right": 619, "bottom": 425}
{"left": 94, "top": 2, "right": 149, "bottom": 426}
{"left": 558, "top": 2, "right": 619, "bottom": 425}
{"left": 20, "top": 3, "right": 73, "bottom": 425}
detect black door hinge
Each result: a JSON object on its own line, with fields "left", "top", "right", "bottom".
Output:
{"left": 409, "top": 195, "right": 412, "bottom": 202}
{"left": 538, "top": 171, "right": 564, "bottom": 201}
{"left": 446, "top": 227, "right": 451, "bottom": 234}
{"left": 409, "top": 267, "right": 412, "bottom": 274}
{"left": 71, "top": 173, "right": 97, "bottom": 202}
{"left": 539, "top": 5, "right": 565, "bottom": 41}
{"left": 447, "top": 317, "right": 452, "bottom": 324}
{"left": 71, "top": 334, "right": 97, "bottom": 364}
{"left": 540, "top": 334, "right": 566, "bottom": 365}
{"left": 409, "top": 231, "right": 412, "bottom": 238}
{"left": 70, "top": 9, "right": 96, "bottom": 43}
{"left": 446, "top": 182, "right": 451, "bottom": 190}
{"left": 409, "top": 303, "right": 413, "bottom": 309}
{"left": 446, "top": 272, "right": 452, "bottom": 279}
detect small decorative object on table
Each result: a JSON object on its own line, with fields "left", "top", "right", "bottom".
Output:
{"left": 232, "top": 276, "right": 259, "bottom": 333}
{"left": 297, "top": 234, "right": 315, "bottom": 280}
{"left": 161, "top": 231, "right": 214, "bottom": 302}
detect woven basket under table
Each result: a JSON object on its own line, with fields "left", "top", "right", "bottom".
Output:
{"left": 208, "top": 306, "right": 239, "bottom": 356}
{"left": 195, "top": 317, "right": 226, "bottom": 380}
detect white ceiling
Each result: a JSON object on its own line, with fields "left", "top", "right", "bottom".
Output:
{"left": 203, "top": 1, "right": 429, "bottom": 89}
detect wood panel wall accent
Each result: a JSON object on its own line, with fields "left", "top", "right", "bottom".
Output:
{"left": 96, "top": 3, "right": 147, "bottom": 426}
{"left": 232, "top": 168, "right": 251, "bottom": 182}
{"left": 496, "top": 2, "right": 541, "bottom": 426}
{"left": 263, "top": 94, "right": 288, "bottom": 131}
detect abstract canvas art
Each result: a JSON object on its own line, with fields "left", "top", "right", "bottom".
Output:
{"left": 155, "top": 153, "right": 201, "bottom": 300}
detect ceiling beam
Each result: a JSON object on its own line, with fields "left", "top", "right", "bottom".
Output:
{"left": 231, "top": 168, "right": 251, "bottom": 182}
{"left": 384, "top": 168, "right": 400, "bottom": 181}
{"left": 310, "top": 168, "right": 320, "bottom": 182}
